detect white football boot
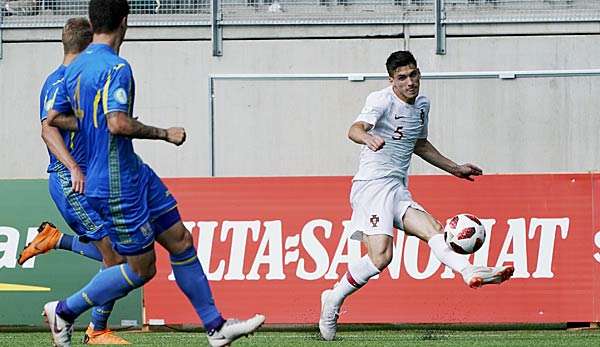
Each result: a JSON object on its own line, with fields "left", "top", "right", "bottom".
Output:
{"left": 206, "top": 314, "right": 265, "bottom": 347}
{"left": 319, "top": 289, "right": 341, "bottom": 341}
{"left": 43, "top": 301, "right": 74, "bottom": 347}
{"left": 462, "top": 265, "right": 514, "bottom": 288}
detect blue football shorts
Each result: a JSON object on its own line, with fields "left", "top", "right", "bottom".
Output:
{"left": 87, "top": 164, "right": 179, "bottom": 256}
{"left": 48, "top": 170, "right": 108, "bottom": 242}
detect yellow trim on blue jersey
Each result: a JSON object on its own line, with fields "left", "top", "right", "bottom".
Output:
{"left": 74, "top": 76, "right": 84, "bottom": 119}
{"left": 92, "top": 89, "right": 101, "bottom": 128}
{"left": 102, "top": 73, "right": 112, "bottom": 115}
{"left": 69, "top": 131, "right": 75, "bottom": 150}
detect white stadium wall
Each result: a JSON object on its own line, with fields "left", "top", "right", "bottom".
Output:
{"left": 1, "top": 23, "right": 599, "bottom": 178}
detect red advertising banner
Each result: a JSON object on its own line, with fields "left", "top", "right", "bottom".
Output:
{"left": 144, "top": 174, "right": 599, "bottom": 324}
{"left": 593, "top": 173, "right": 600, "bottom": 322}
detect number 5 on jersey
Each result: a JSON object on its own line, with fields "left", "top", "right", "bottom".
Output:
{"left": 392, "top": 126, "right": 404, "bottom": 140}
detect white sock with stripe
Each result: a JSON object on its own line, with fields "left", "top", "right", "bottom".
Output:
{"left": 329, "top": 255, "right": 381, "bottom": 306}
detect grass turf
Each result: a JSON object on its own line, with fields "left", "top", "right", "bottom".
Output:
{"left": 1, "top": 326, "right": 600, "bottom": 346}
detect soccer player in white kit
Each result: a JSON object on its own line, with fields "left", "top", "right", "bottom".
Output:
{"left": 319, "top": 51, "right": 514, "bottom": 341}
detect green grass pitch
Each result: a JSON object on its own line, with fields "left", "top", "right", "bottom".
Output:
{"left": 2, "top": 325, "right": 600, "bottom": 346}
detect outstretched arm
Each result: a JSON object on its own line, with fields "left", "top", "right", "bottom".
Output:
{"left": 106, "top": 111, "right": 186, "bottom": 146}
{"left": 413, "top": 138, "right": 482, "bottom": 181}
{"left": 41, "top": 120, "right": 85, "bottom": 194}
{"left": 46, "top": 109, "right": 79, "bottom": 131}
{"left": 348, "top": 121, "right": 385, "bottom": 152}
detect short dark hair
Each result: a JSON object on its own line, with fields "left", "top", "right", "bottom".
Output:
{"left": 88, "top": 0, "right": 130, "bottom": 34}
{"left": 386, "top": 51, "right": 418, "bottom": 77}
{"left": 62, "top": 17, "right": 92, "bottom": 54}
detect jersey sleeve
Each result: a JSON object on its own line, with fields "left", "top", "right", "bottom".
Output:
{"left": 354, "top": 91, "right": 388, "bottom": 126}
{"left": 418, "top": 100, "right": 430, "bottom": 139}
{"left": 43, "top": 80, "right": 71, "bottom": 120}
{"left": 104, "top": 63, "right": 133, "bottom": 115}
{"left": 39, "top": 82, "right": 50, "bottom": 121}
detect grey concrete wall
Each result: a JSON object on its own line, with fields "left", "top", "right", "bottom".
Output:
{"left": 1, "top": 24, "right": 599, "bottom": 178}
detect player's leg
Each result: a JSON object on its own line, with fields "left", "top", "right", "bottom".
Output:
{"left": 19, "top": 224, "right": 103, "bottom": 264}
{"left": 155, "top": 221, "right": 225, "bottom": 329}
{"left": 27, "top": 171, "right": 130, "bottom": 343}
{"left": 319, "top": 234, "right": 388, "bottom": 341}
{"left": 144, "top": 164, "right": 263, "bottom": 347}
{"left": 43, "top": 194, "right": 156, "bottom": 346}
{"left": 84, "top": 237, "right": 131, "bottom": 345}
{"left": 17, "top": 221, "right": 102, "bottom": 265}
{"left": 320, "top": 179, "right": 394, "bottom": 341}
{"left": 328, "top": 234, "right": 390, "bottom": 305}
{"left": 155, "top": 220, "right": 265, "bottom": 347}
{"left": 55, "top": 189, "right": 131, "bottom": 343}
{"left": 401, "top": 207, "right": 513, "bottom": 288}
{"left": 44, "top": 251, "right": 153, "bottom": 346}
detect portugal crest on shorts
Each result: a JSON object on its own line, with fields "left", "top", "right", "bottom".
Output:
{"left": 370, "top": 214, "right": 379, "bottom": 228}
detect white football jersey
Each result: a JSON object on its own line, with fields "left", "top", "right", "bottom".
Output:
{"left": 353, "top": 86, "right": 430, "bottom": 184}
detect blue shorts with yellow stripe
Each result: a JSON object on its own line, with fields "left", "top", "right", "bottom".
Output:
{"left": 48, "top": 170, "right": 108, "bottom": 241}
{"left": 88, "top": 165, "right": 179, "bottom": 256}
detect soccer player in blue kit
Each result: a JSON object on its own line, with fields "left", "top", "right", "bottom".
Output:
{"left": 43, "top": 1, "right": 265, "bottom": 346}
{"left": 19, "top": 17, "right": 130, "bottom": 345}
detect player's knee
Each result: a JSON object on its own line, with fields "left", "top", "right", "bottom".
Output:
{"left": 96, "top": 239, "right": 126, "bottom": 266}
{"left": 135, "top": 263, "right": 157, "bottom": 281}
{"left": 370, "top": 252, "right": 393, "bottom": 270}
{"left": 170, "top": 224, "right": 194, "bottom": 253}
{"left": 423, "top": 220, "right": 444, "bottom": 240}
{"left": 180, "top": 228, "right": 194, "bottom": 248}
{"left": 434, "top": 219, "right": 443, "bottom": 233}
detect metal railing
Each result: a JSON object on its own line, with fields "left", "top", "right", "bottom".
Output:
{"left": 1, "top": 0, "right": 598, "bottom": 57}
{"left": 1, "top": 0, "right": 598, "bottom": 28}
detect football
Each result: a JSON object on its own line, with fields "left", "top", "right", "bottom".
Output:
{"left": 444, "top": 213, "right": 486, "bottom": 254}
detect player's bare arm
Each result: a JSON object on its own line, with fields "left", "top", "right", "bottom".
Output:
{"left": 348, "top": 121, "right": 385, "bottom": 152}
{"left": 413, "top": 138, "right": 482, "bottom": 181}
{"left": 47, "top": 109, "right": 79, "bottom": 131}
{"left": 41, "top": 119, "right": 85, "bottom": 194}
{"left": 106, "top": 111, "right": 186, "bottom": 146}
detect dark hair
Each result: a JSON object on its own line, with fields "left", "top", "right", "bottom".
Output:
{"left": 88, "top": 0, "right": 130, "bottom": 34}
{"left": 62, "top": 17, "right": 92, "bottom": 54}
{"left": 386, "top": 51, "right": 418, "bottom": 77}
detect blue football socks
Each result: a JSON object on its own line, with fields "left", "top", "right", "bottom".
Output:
{"left": 57, "top": 234, "right": 103, "bottom": 262}
{"left": 57, "top": 263, "right": 146, "bottom": 322}
{"left": 170, "top": 246, "right": 225, "bottom": 332}
{"left": 90, "top": 267, "right": 115, "bottom": 331}
{"left": 90, "top": 301, "right": 114, "bottom": 331}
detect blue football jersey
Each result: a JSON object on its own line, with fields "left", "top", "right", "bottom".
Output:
{"left": 53, "top": 43, "right": 141, "bottom": 198}
{"left": 40, "top": 65, "right": 86, "bottom": 173}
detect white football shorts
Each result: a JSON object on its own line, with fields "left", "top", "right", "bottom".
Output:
{"left": 348, "top": 176, "right": 426, "bottom": 241}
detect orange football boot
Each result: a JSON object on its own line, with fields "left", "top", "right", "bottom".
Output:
{"left": 83, "top": 324, "right": 131, "bottom": 345}
{"left": 17, "top": 221, "right": 63, "bottom": 265}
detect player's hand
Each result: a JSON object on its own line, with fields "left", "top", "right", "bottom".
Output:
{"left": 166, "top": 127, "right": 186, "bottom": 146}
{"left": 454, "top": 163, "right": 483, "bottom": 181}
{"left": 364, "top": 134, "right": 385, "bottom": 152}
{"left": 70, "top": 165, "right": 85, "bottom": 194}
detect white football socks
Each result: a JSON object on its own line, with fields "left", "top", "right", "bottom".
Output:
{"left": 329, "top": 255, "right": 381, "bottom": 306}
{"left": 428, "top": 233, "right": 470, "bottom": 273}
